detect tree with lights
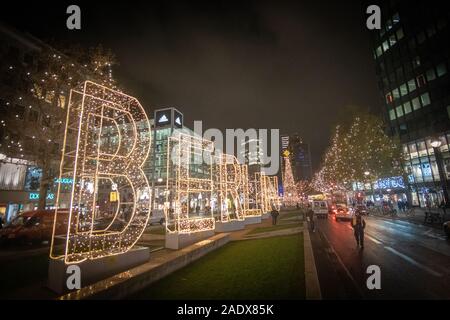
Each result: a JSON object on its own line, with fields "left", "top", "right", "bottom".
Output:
{"left": 282, "top": 151, "right": 299, "bottom": 206}
{"left": 318, "top": 112, "right": 404, "bottom": 194}
{"left": 0, "top": 44, "right": 118, "bottom": 210}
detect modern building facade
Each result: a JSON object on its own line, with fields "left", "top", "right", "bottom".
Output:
{"left": 369, "top": 0, "right": 450, "bottom": 207}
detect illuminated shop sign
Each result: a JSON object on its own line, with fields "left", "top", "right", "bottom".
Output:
{"left": 155, "top": 110, "right": 171, "bottom": 127}
{"left": 373, "top": 176, "right": 405, "bottom": 190}
{"left": 54, "top": 178, "right": 74, "bottom": 184}
{"left": 29, "top": 193, "right": 55, "bottom": 200}
{"left": 174, "top": 110, "right": 183, "bottom": 128}
{"left": 353, "top": 176, "right": 406, "bottom": 191}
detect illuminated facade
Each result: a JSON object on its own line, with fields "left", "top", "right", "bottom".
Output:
{"left": 369, "top": 1, "right": 450, "bottom": 206}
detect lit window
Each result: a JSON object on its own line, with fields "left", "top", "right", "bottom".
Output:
{"left": 396, "top": 27, "right": 404, "bottom": 40}
{"left": 400, "top": 84, "right": 408, "bottom": 96}
{"left": 396, "top": 105, "right": 404, "bottom": 117}
{"left": 393, "top": 89, "right": 400, "bottom": 99}
{"left": 436, "top": 63, "right": 447, "bottom": 77}
{"left": 426, "top": 68, "right": 436, "bottom": 82}
{"left": 408, "top": 79, "right": 417, "bottom": 92}
{"left": 420, "top": 92, "right": 431, "bottom": 106}
{"left": 58, "top": 95, "right": 66, "bottom": 109}
{"left": 389, "top": 109, "right": 396, "bottom": 121}
{"left": 404, "top": 102, "right": 412, "bottom": 114}
{"left": 412, "top": 97, "right": 421, "bottom": 110}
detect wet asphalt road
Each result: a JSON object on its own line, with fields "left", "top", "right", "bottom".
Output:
{"left": 309, "top": 215, "right": 450, "bottom": 299}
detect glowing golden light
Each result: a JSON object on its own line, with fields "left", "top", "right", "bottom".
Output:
{"left": 240, "top": 166, "right": 262, "bottom": 217}
{"left": 50, "top": 81, "right": 151, "bottom": 264}
{"left": 164, "top": 133, "right": 215, "bottom": 234}
{"left": 216, "top": 154, "right": 245, "bottom": 222}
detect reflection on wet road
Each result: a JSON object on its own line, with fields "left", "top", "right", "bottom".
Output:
{"left": 310, "top": 215, "right": 450, "bottom": 299}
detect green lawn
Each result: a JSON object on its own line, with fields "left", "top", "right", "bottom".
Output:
{"left": 131, "top": 234, "right": 305, "bottom": 300}
{"left": 280, "top": 211, "right": 304, "bottom": 220}
{"left": 0, "top": 253, "right": 49, "bottom": 297}
{"left": 246, "top": 222, "right": 303, "bottom": 235}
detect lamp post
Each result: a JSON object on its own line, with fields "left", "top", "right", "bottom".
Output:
{"left": 430, "top": 137, "right": 449, "bottom": 206}
{"left": 364, "top": 171, "right": 373, "bottom": 204}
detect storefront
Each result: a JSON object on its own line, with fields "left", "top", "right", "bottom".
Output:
{"left": 352, "top": 176, "right": 408, "bottom": 208}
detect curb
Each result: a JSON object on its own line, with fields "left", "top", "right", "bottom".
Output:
{"left": 303, "top": 228, "right": 322, "bottom": 300}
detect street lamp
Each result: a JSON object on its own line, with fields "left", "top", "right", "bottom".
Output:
{"left": 430, "top": 137, "right": 449, "bottom": 206}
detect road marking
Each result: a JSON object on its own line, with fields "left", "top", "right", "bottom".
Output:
{"left": 384, "top": 246, "right": 443, "bottom": 277}
{"left": 423, "top": 229, "right": 446, "bottom": 241}
{"left": 320, "top": 231, "right": 365, "bottom": 298}
{"left": 366, "top": 234, "right": 382, "bottom": 245}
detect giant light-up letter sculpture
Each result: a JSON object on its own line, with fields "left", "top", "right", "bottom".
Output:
{"left": 241, "top": 165, "right": 262, "bottom": 217}
{"left": 216, "top": 154, "right": 245, "bottom": 223}
{"left": 50, "top": 81, "right": 151, "bottom": 264}
{"left": 255, "top": 173, "right": 280, "bottom": 213}
{"left": 165, "top": 133, "right": 215, "bottom": 233}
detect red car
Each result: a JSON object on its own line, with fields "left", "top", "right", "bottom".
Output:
{"left": 0, "top": 209, "right": 69, "bottom": 245}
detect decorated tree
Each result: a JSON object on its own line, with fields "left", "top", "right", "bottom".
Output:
{"left": 318, "top": 112, "right": 404, "bottom": 194}
{"left": 0, "top": 44, "right": 118, "bottom": 209}
{"left": 282, "top": 151, "right": 299, "bottom": 206}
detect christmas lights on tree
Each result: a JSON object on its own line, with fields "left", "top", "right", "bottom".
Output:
{"left": 282, "top": 150, "right": 299, "bottom": 206}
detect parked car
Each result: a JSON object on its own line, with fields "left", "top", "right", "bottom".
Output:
{"left": 444, "top": 221, "right": 450, "bottom": 239}
{"left": 312, "top": 200, "right": 328, "bottom": 219}
{"left": 334, "top": 204, "right": 353, "bottom": 222}
{"left": 0, "top": 209, "right": 69, "bottom": 245}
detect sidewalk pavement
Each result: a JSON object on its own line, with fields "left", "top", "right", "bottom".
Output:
{"left": 393, "top": 207, "right": 449, "bottom": 227}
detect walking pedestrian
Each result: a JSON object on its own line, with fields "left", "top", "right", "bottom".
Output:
{"left": 270, "top": 208, "right": 279, "bottom": 225}
{"left": 351, "top": 212, "right": 366, "bottom": 249}
{"left": 307, "top": 205, "right": 315, "bottom": 232}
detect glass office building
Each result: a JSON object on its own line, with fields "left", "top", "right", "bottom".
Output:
{"left": 370, "top": 0, "right": 450, "bottom": 206}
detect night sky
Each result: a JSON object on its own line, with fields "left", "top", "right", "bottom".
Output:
{"left": 0, "top": 0, "right": 380, "bottom": 170}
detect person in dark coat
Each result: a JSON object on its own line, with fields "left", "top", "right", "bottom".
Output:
{"left": 270, "top": 208, "right": 279, "bottom": 225}
{"left": 351, "top": 212, "right": 366, "bottom": 249}
{"left": 307, "top": 205, "right": 315, "bottom": 232}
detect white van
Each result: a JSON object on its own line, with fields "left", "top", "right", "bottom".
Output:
{"left": 312, "top": 200, "right": 328, "bottom": 219}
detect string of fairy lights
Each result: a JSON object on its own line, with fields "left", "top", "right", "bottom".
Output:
{"left": 1, "top": 46, "right": 116, "bottom": 160}
{"left": 312, "top": 115, "right": 403, "bottom": 195}
{"left": 50, "top": 81, "right": 151, "bottom": 264}
{"left": 282, "top": 150, "right": 300, "bottom": 206}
